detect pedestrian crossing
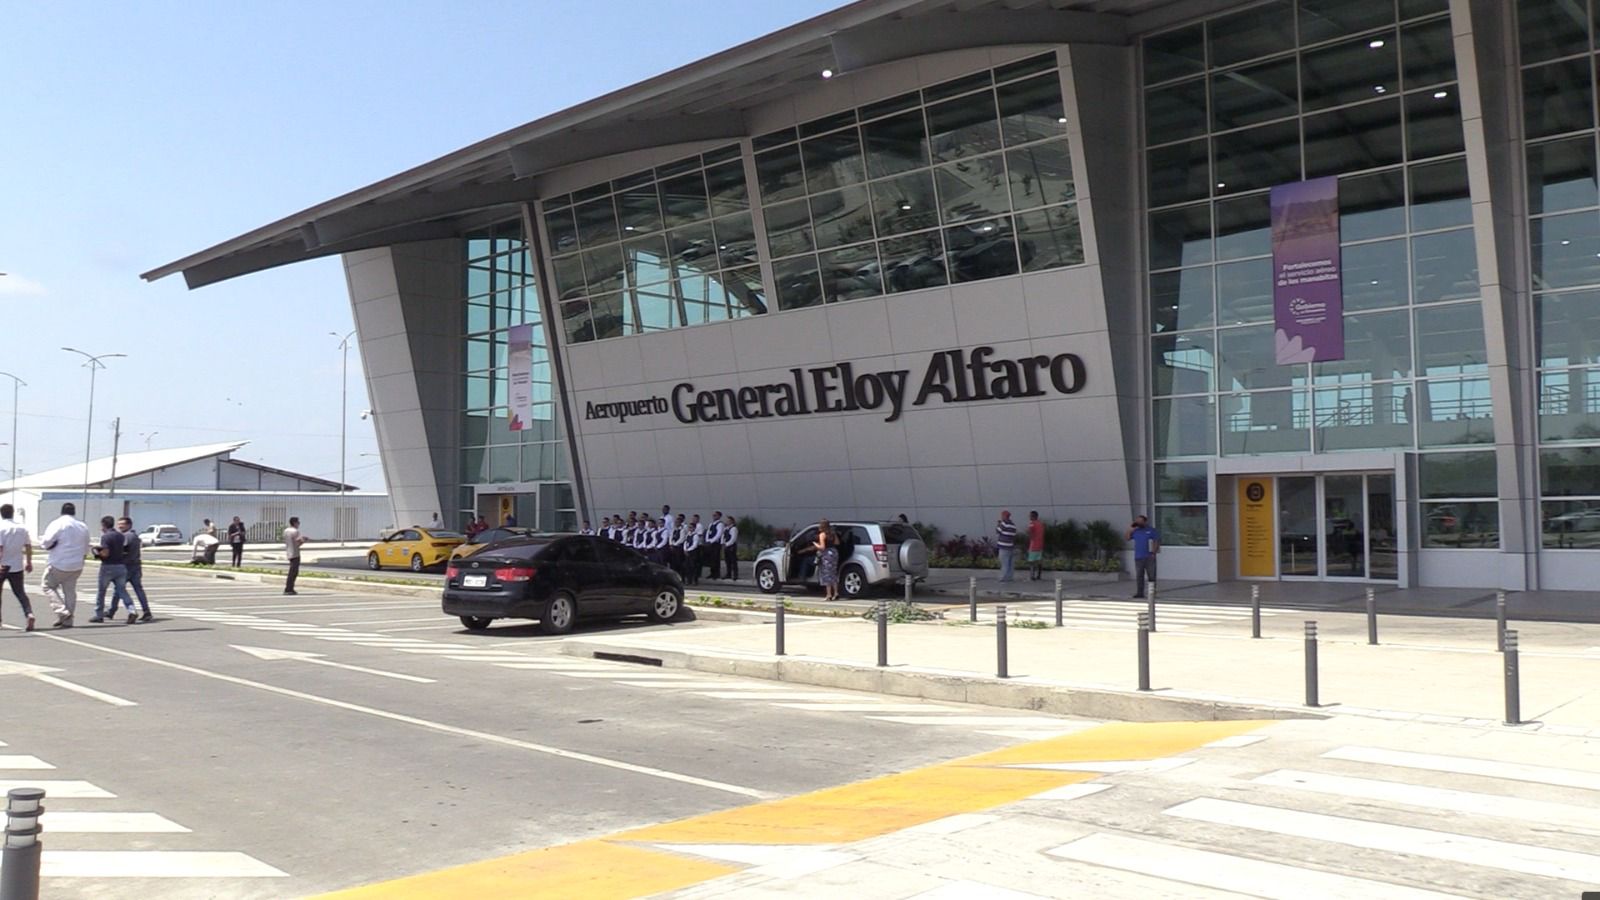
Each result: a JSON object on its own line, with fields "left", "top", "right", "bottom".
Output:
{"left": 969, "top": 597, "right": 1299, "bottom": 630}
{"left": 0, "top": 740, "right": 284, "bottom": 882}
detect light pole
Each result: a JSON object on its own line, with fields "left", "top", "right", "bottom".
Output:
{"left": 0, "top": 372, "right": 24, "bottom": 494}
{"left": 332, "top": 330, "right": 356, "bottom": 545}
{"left": 140, "top": 431, "right": 159, "bottom": 451}
{"left": 63, "top": 348, "right": 125, "bottom": 519}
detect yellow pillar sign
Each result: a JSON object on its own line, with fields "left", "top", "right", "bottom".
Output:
{"left": 1238, "top": 478, "right": 1275, "bottom": 578}
{"left": 497, "top": 495, "right": 514, "bottom": 524}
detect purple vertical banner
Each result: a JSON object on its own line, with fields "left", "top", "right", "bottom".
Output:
{"left": 1270, "top": 176, "right": 1344, "bottom": 364}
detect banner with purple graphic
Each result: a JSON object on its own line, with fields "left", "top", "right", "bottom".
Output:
{"left": 507, "top": 323, "right": 533, "bottom": 431}
{"left": 1271, "top": 176, "right": 1344, "bottom": 364}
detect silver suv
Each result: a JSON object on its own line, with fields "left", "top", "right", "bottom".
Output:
{"left": 753, "top": 521, "right": 930, "bottom": 599}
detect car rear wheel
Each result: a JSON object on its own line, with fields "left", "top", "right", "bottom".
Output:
{"left": 410, "top": 554, "right": 425, "bottom": 572}
{"left": 459, "top": 616, "right": 492, "bottom": 631}
{"left": 647, "top": 589, "right": 682, "bottom": 622}
{"left": 756, "top": 562, "right": 780, "bottom": 594}
{"left": 367, "top": 552, "right": 381, "bottom": 570}
{"left": 538, "top": 592, "right": 576, "bottom": 635}
{"left": 840, "top": 564, "right": 868, "bottom": 599}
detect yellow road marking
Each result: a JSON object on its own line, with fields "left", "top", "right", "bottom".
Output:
{"left": 959, "top": 720, "right": 1268, "bottom": 768}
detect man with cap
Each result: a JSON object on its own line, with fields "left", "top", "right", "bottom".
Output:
{"left": 995, "top": 510, "right": 1018, "bottom": 584}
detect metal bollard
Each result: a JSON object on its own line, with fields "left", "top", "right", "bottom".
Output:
{"left": 996, "top": 605, "right": 1009, "bottom": 679}
{"left": 904, "top": 574, "right": 914, "bottom": 605}
{"left": 1304, "top": 621, "right": 1319, "bottom": 708}
{"left": 1147, "top": 580, "right": 1157, "bottom": 632}
{"left": 1250, "top": 584, "right": 1261, "bottom": 639}
{"left": 1137, "top": 611, "right": 1151, "bottom": 691}
{"left": 876, "top": 600, "right": 888, "bottom": 668}
{"left": 2, "top": 787, "right": 45, "bottom": 900}
{"left": 1503, "top": 629, "right": 1520, "bottom": 726}
{"left": 774, "top": 596, "right": 785, "bottom": 657}
{"left": 1054, "top": 578, "right": 1063, "bottom": 627}
{"left": 1365, "top": 587, "right": 1378, "bottom": 646}
{"left": 1496, "top": 591, "right": 1507, "bottom": 652}
{"left": 968, "top": 575, "right": 978, "bottom": 623}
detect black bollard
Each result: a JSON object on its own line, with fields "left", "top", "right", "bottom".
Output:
{"left": 1304, "top": 620, "right": 1319, "bottom": 708}
{"left": 1147, "top": 581, "right": 1157, "bottom": 632}
{"left": 1503, "top": 629, "right": 1520, "bottom": 726}
{"left": 1137, "top": 611, "right": 1151, "bottom": 691}
{"left": 774, "top": 596, "right": 785, "bottom": 657}
{"left": 1250, "top": 584, "right": 1261, "bottom": 639}
{"left": 1054, "top": 578, "right": 1063, "bottom": 627}
{"left": 1366, "top": 587, "right": 1378, "bottom": 646}
{"left": 996, "top": 605, "right": 1009, "bottom": 679}
{"left": 2, "top": 787, "right": 45, "bottom": 900}
{"left": 1496, "top": 591, "right": 1507, "bottom": 652}
{"left": 904, "top": 574, "right": 914, "bottom": 606}
{"left": 968, "top": 576, "right": 978, "bottom": 623}
{"left": 876, "top": 600, "right": 888, "bottom": 668}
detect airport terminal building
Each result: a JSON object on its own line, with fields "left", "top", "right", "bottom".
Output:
{"left": 150, "top": 0, "right": 1600, "bottom": 590}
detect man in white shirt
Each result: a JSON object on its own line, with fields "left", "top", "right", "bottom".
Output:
{"left": 703, "top": 512, "right": 724, "bottom": 579}
{"left": 681, "top": 517, "right": 701, "bottom": 585}
{"left": 579, "top": 520, "right": 595, "bottom": 535}
{"left": 429, "top": 512, "right": 443, "bottom": 530}
{"left": 283, "top": 516, "right": 307, "bottom": 595}
{"left": 0, "top": 504, "right": 36, "bottom": 630}
{"left": 721, "top": 514, "right": 740, "bottom": 581}
{"left": 39, "top": 502, "right": 89, "bottom": 628}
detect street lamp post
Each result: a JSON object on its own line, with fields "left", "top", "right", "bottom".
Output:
{"left": 0, "top": 372, "right": 25, "bottom": 493}
{"left": 333, "top": 330, "right": 356, "bottom": 546}
{"left": 63, "top": 348, "right": 125, "bottom": 520}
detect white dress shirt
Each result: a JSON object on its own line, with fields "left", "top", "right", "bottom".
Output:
{"left": 40, "top": 515, "right": 89, "bottom": 571}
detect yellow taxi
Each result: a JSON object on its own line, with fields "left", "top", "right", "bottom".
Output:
{"left": 367, "top": 527, "right": 466, "bottom": 572}
{"left": 448, "top": 526, "right": 536, "bottom": 562}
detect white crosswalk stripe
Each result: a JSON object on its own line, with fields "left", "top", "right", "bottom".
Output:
{"left": 1322, "top": 745, "right": 1600, "bottom": 791}
{"left": 970, "top": 599, "right": 1295, "bottom": 630}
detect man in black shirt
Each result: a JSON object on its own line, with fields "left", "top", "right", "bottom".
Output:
{"left": 90, "top": 516, "right": 137, "bottom": 624}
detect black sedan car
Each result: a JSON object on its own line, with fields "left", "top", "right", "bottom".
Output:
{"left": 442, "top": 533, "right": 685, "bottom": 634}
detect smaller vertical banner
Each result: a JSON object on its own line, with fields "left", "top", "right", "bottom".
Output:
{"left": 1238, "top": 478, "right": 1276, "bottom": 578}
{"left": 507, "top": 323, "right": 533, "bottom": 431}
{"left": 1271, "top": 176, "right": 1344, "bottom": 364}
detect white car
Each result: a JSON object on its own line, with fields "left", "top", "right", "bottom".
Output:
{"left": 140, "top": 524, "right": 184, "bottom": 546}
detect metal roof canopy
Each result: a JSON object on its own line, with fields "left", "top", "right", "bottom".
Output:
{"left": 2, "top": 440, "right": 355, "bottom": 492}
{"left": 144, "top": 0, "right": 1201, "bottom": 290}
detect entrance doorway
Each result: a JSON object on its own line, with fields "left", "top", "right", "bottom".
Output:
{"left": 1237, "top": 472, "right": 1396, "bottom": 581}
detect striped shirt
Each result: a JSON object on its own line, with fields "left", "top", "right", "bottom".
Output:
{"left": 995, "top": 518, "right": 1018, "bottom": 548}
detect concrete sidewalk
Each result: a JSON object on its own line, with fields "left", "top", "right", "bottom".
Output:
{"left": 559, "top": 609, "right": 1600, "bottom": 734}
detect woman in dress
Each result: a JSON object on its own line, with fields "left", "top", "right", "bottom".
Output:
{"left": 815, "top": 520, "right": 840, "bottom": 601}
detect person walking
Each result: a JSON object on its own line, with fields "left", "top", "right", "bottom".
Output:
{"left": 0, "top": 504, "right": 36, "bottom": 631}
{"left": 815, "top": 520, "right": 840, "bottom": 601}
{"left": 283, "top": 516, "right": 307, "bottom": 595}
{"left": 721, "top": 514, "right": 739, "bottom": 581}
{"left": 995, "top": 510, "right": 1018, "bottom": 583}
{"left": 226, "top": 516, "right": 246, "bottom": 567}
{"left": 90, "top": 516, "right": 137, "bottom": 624}
{"left": 1128, "top": 514, "right": 1161, "bottom": 599}
{"left": 40, "top": 502, "right": 89, "bottom": 628}
{"left": 1026, "top": 510, "right": 1046, "bottom": 581}
{"left": 116, "top": 517, "right": 153, "bottom": 622}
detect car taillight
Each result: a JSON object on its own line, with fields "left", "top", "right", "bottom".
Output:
{"left": 495, "top": 566, "right": 537, "bottom": 582}
{"left": 446, "top": 566, "right": 460, "bottom": 580}
{"left": 874, "top": 543, "right": 888, "bottom": 563}
{"left": 430, "top": 542, "right": 454, "bottom": 548}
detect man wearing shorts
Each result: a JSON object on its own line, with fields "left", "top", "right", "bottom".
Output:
{"left": 1026, "top": 510, "right": 1046, "bottom": 581}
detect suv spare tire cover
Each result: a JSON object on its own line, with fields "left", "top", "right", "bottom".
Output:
{"left": 898, "top": 539, "right": 929, "bottom": 575}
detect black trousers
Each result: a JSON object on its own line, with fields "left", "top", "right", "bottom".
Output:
{"left": 285, "top": 557, "right": 301, "bottom": 593}
{"left": 723, "top": 544, "right": 738, "bottom": 579}
{"left": 231, "top": 542, "right": 244, "bottom": 567}
{"left": 706, "top": 543, "right": 722, "bottom": 579}
{"left": 2, "top": 570, "right": 32, "bottom": 617}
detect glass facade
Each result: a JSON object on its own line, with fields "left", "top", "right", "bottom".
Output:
{"left": 544, "top": 146, "right": 767, "bottom": 345}
{"left": 1144, "top": 0, "right": 1495, "bottom": 548}
{"left": 1520, "top": 0, "right": 1600, "bottom": 549}
{"left": 461, "top": 219, "right": 574, "bottom": 528}
{"left": 754, "top": 52, "right": 1084, "bottom": 310}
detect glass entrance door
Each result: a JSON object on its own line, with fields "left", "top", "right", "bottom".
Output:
{"left": 1279, "top": 476, "right": 1320, "bottom": 577}
{"left": 1323, "top": 474, "right": 1366, "bottom": 578}
{"left": 1256, "top": 472, "right": 1398, "bottom": 580}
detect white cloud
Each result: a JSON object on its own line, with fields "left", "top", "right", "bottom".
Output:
{"left": 0, "top": 274, "right": 46, "bottom": 297}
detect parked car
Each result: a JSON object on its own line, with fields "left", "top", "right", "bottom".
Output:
{"left": 139, "top": 524, "right": 183, "bottom": 547}
{"left": 449, "top": 526, "right": 537, "bottom": 561}
{"left": 367, "top": 527, "right": 465, "bottom": 572}
{"left": 753, "top": 521, "right": 929, "bottom": 599}
{"left": 443, "top": 534, "right": 684, "bottom": 634}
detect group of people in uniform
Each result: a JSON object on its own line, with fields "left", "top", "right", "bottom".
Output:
{"left": 580, "top": 506, "right": 738, "bottom": 586}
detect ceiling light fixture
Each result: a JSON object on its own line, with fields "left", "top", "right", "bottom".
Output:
{"left": 1374, "top": 85, "right": 1387, "bottom": 93}
{"left": 1369, "top": 39, "right": 1385, "bottom": 48}
{"left": 1434, "top": 90, "right": 1449, "bottom": 99}
{"left": 821, "top": 68, "right": 834, "bottom": 79}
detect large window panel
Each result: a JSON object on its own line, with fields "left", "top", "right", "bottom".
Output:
{"left": 1153, "top": 331, "right": 1216, "bottom": 395}
{"left": 1154, "top": 395, "right": 1218, "bottom": 457}
{"left": 1151, "top": 267, "right": 1216, "bottom": 333}
{"left": 1302, "top": 34, "right": 1398, "bottom": 111}
{"left": 869, "top": 171, "right": 939, "bottom": 236}
{"left": 1220, "top": 323, "right": 1302, "bottom": 390}
{"left": 1298, "top": 0, "right": 1394, "bottom": 44}
{"left": 810, "top": 186, "right": 875, "bottom": 249}
{"left": 581, "top": 244, "right": 626, "bottom": 295}
{"left": 1518, "top": 0, "right": 1591, "bottom": 65}
{"left": 1314, "top": 308, "right": 1412, "bottom": 382}
{"left": 935, "top": 154, "right": 1011, "bottom": 223}
{"left": 819, "top": 244, "right": 883, "bottom": 303}
{"left": 713, "top": 213, "right": 758, "bottom": 269}
{"left": 1210, "top": 56, "right": 1298, "bottom": 131}
{"left": 862, "top": 109, "right": 931, "bottom": 179}
{"left": 666, "top": 223, "right": 716, "bottom": 274}
{"left": 1542, "top": 499, "right": 1600, "bottom": 548}
{"left": 1532, "top": 210, "right": 1600, "bottom": 290}
{"left": 773, "top": 255, "right": 823, "bottom": 310}
{"left": 723, "top": 267, "right": 767, "bottom": 316}
{"left": 765, "top": 198, "right": 815, "bottom": 258}
{"left": 550, "top": 254, "right": 585, "bottom": 301}
{"left": 544, "top": 208, "right": 579, "bottom": 255}
{"left": 1400, "top": 17, "right": 1457, "bottom": 90}
{"left": 802, "top": 129, "right": 867, "bottom": 193}
{"left": 574, "top": 197, "right": 619, "bottom": 249}
{"left": 1214, "top": 120, "right": 1302, "bottom": 194}
{"left": 1340, "top": 169, "right": 1408, "bottom": 241}
{"left": 704, "top": 161, "right": 749, "bottom": 216}
{"left": 1147, "top": 78, "right": 1209, "bottom": 144}
{"left": 616, "top": 185, "right": 663, "bottom": 235}
{"left": 1220, "top": 390, "right": 1310, "bottom": 455}
{"left": 1145, "top": 24, "right": 1206, "bottom": 85}
{"left": 1411, "top": 228, "right": 1479, "bottom": 302}
{"left": 1542, "top": 446, "right": 1600, "bottom": 495}
{"left": 1216, "top": 257, "right": 1274, "bottom": 324}
{"left": 1404, "top": 88, "right": 1465, "bottom": 160}
{"left": 1314, "top": 382, "right": 1414, "bottom": 450}
{"left": 1527, "top": 135, "right": 1600, "bottom": 216}
{"left": 756, "top": 144, "right": 807, "bottom": 204}
{"left": 1006, "top": 139, "right": 1075, "bottom": 209}
{"left": 1215, "top": 192, "right": 1271, "bottom": 260}
{"left": 1416, "top": 301, "right": 1488, "bottom": 376}
{"left": 879, "top": 231, "right": 948, "bottom": 293}
{"left": 1156, "top": 461, "right": 1210, "bottom": 502}
{"left": 998, "top": 73, "right": 1068, "bottom": 146}
{"left": 659, "top": 172, "right": 710, "bottom": 228}
{"left": 944, "top": 216, "right": 1019, "bottom": 282}
{"left": 1155, "top": 505, "right": 1210, "bottom": 545}
{"left": 1539, "top": 367, "right": 1600, "bottom": 441}
{"left": 1418, "top": 450, "right": 1497, "bottom": 498}
{"left": 1523, "top": 58, "right": 1595, "bottom": 140}
{"left": 1016, "top": 204, "right": 1084, "bottom": 271}
{"left": 1416, "top": 376, "right": 1495, "bottom": 446}
{"left": 1409, "top": 157, "right": 1472, "bottom": 231}
{"left": 1422, "top": 500, "right": 1500, "bottom": 547}
{"left": 1537, "top": 289, "right": 1600, "bottom": 367}
{"left": 927, "top": 90, "right": 1002, "bottom": 163}
{"left": 1342, "top": 238, "right": 1410, "bottom": 311}
{"left": 1304, "top": 99, "right": 1404, "bottom": 178}
{"left": 1150, "top": 203, "right": 1212, "bottom": 270}
{"left": 1147, "top": 138, "right": 1212, "bottom": 207}
{"left": 1209, "top": 1, "right": 1294, "bottom": 68}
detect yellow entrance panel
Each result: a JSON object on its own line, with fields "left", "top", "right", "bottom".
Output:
{"left": 1238, "top": 477, "right": 1276, "bottom": 577}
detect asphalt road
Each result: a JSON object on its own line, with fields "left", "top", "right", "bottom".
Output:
{"left": 0, "top": 570, "right": 1083, "bottom": 898}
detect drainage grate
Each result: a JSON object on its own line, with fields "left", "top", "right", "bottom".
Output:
{"left": 592, "top": 651, "right": 663, "bottom": 667}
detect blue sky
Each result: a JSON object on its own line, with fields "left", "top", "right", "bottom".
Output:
{"left": 0, "top": 0, "right": 839, "bottom": 490}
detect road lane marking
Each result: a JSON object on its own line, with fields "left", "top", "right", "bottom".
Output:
{"left": 1254, "top": 769, "right": 1600, "bottom": 833}
{"left": 0, "top": 660, "right": 138, "bottom": 707}
{"left": 232, "top": 645, "right": 436, "bottom": 684}
{"left": 0, "top": 755, "right": 53, "bottom": 769}
{"left": 1027, "top": 783, "right": 1111, "bottom": 801}
{"left": 1322, "top": 746, "right": 1600, "bottom": 791}
{"left": 31, "top": 850, "right": 286, "bottom": 878}
{"left": 908, "top": 881, "right": 1048, "bottom": 900}
{"left": 368, "top": 624, "right": 458, "bottom": 633}
{"left": 328, "top": 616, "right": 444, "bottom": 627}
{"left": 867, "top": 716, "right": 1070, "bottom": 727}
{"left": 772, "top": 703, "right": 962, "bottom": 712}
{"left": 38, "top": 633, "right": 772, "bottom": 800}
{"left": 1165, "top": 797, "right": 1600, "bottom": 883}
{"left": 0, "top": 780, "right": 113, "bottom": 798}
{"left": 1046, "top": 832, "right": 1462, "bottom": 899}
{"left": 694, "top": 691, "right": 863, "bottom": 701}
{"left": 1002, "top": 758, "right": 1195, "bottom": 773}
{"left": 44, "top": 812, "right": 191, "bottom": 833}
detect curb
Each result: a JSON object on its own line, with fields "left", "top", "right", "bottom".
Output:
{"left": 556, "top": 637, "right": 1321, "bottom": 724}
{"left": 145, "top": 563, "right": 441, "bottom": 600}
